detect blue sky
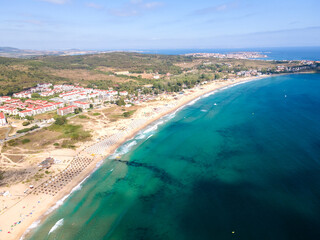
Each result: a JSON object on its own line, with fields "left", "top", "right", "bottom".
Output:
{"left": 0, "top": 0, "right": 319, "bottom": 50}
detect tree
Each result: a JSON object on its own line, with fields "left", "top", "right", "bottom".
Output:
{"left": 25, "top": 116, "right": 34, "bottom": 121}
{"left": 31, "top": 93, "right": 41, "bottom": 98}
{"left": 55, "top": 116, "right": 67, "bottom": 125}
{"left": 0, "top": 170, "right": 4, "bottom": 181}
{"left": 214, "top": 73, "right": 222, "bottom": 80}
{"left": 22, "top": 121, "right": 30, "bottom": 126}
{"left": 116, "top": 98, "right": 125, "bottom": 106}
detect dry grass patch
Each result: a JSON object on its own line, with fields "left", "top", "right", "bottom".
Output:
{"left": 48, "top": 68, "right": 111, "bottom": 81}
{"left": 5, "top": 155, "right": 25, "bottom": 163}
{"left": 0, "top": 127, "right": 10, "bottom": 139}
{"left": 3, "top": 129, "right": 61, "bottom": 154}
{"left": 34, "top": 111, "right": 57, "bottom": 120}
{"left": 48, "top": 68, "right": 132, "bottom": 83}
{"left": 174, "top": 59, "right": 203, "bottom": 69}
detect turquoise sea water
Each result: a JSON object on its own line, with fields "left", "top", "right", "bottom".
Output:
{"left": 27, "top": 74, "right": 320, "bottom": 240}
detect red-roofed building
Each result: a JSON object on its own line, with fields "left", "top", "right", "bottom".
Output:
{"left": 0, "top": 96, "right": 11, "bottom": 103}
{"left": 53, "top": 102, "right": 64, "bottom": 108}
{"left": 0, "top": 112, "right": 7, "bottom": 126}
{"left": 57, "top": 105, "right": 77, "bottom": 116}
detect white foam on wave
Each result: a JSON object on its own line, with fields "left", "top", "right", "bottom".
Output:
{"left": 201, "top": 109, "right": 208, "bottom": 112}
{"left": 94, "top": 160, "right": 104, "bottom": 170}
{"left": 110, "top": 140, "right": 138, "bottom": 159}
{"left": 109, "top": 109, "right": 180, "bottom": 159}
{"left": 48, "top": 218, "right": 64, "bottom": 234}
{"left": 146, "top": 134, "right": 154, "bottom": 140}
{"left": 135, "top": 133, "right": 146, "bottom": 140}
{"left": 143, "top": 123, "right": 160, "bottom": 134}
{"left": 186, "top": 96, "right": 201, "bottom": 106}
{"left": 200, "top": 90, "right": 217, "bottom": 99}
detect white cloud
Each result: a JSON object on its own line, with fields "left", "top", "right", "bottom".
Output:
{"left": 143, "top": 2, "right": 163, "bottom": 9}
{"left": 38, "top": 0, "right": 69, "bottom": 5}
{"left": 86, "top": 2, "right": 103, "bottom": 9}
{"left": 193, "top": 1, "right": 239, "bottom": 15}
{"left": 110, "top": 0, "right": 164, "bottom": 17}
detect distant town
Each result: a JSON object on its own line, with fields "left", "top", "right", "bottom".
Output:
{"left": 185, "top": 52, "right": 268, "bottom": 59}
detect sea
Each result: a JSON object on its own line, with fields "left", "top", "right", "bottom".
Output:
{"left": 25, "top": 73, "right": 320, "bottom": 240}
{"left": 140, "top": 47, "right": 320, "bottom": 61}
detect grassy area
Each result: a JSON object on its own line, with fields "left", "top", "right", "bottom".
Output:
{"left": 123, "top": 110, "right": 136, "bottom": 118}
{"left": 47, "top": 118, "right": 92, "bottom": 149}
{"left": 3, "top": 119, "right": 91, "bottom": 152}
{"left": 48, "top": 123, "right": 91, "bottom": 141}
{"left": 78, "top": 115, "right": 89, "bottom": 119}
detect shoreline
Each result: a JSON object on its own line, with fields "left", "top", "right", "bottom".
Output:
{"left": 0, "top": 74, "right": 275, "bottom": 239}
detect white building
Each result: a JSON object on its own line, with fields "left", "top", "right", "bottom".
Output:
{"left": 19, "top": 110, "right": 33, "bottom": 118}
{"left": 57, "top": 105, "right": 77, "bottom": 116}
{"left": 0, "top": 112, "right": 7, "bottom": 126}
{"left": 74, "top": 101, "right": 90, "bottom": 109}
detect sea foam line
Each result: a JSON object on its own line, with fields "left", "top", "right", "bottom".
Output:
{"left": 48, "top": 218, "right": 64, "bottom": 234}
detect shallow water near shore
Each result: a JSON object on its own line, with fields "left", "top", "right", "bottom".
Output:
{"left": 26, "top": 74, "right": 320, "bottom": 240}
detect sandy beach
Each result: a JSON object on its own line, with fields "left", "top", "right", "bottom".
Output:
{"left": 0, "top": 75, "right": 271, "bottom": 240}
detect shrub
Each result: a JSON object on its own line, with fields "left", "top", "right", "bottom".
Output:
{"left": 78, "top": 115, "right": 88, "bottom": 119}
{"left": 31, "top": 93, "right": 41, "bottom": 98}
{"left": 22, "top": 121, "right": 30, "bottom": 126}
{"left": 74, "top": 108, "right": 82, "bottom": 114}
{"left": 54, "top": 116, "right": 67, "bottom": 125}
{"left": 25, "top": 116, "right": 34, "bottom": 121}
{"left": 61, "top": 140, "right": 76, "bottom": 149}
{"left": 123, "top": 110, "right": 135, "bottom": 118}
{"left": 116, "top": 98, "right": 125, "bottom": 106}
{"left": 17, "top": 125, "right": 39, "bottom": 133}
{"left": 53, "top": 143, "right": 59, "bottom": 146}
{"left": 93, "top": 112, "right": 100, "bottom": 116}
{"left": 21, "top": 139, "right": 30, "bottom": 144}
{"left": 8, "top": 139, "right": 17, "bottom": 146}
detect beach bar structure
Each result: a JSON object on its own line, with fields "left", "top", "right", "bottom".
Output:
{"left": 39, "top": 157, "right": 55, "bottom": 169}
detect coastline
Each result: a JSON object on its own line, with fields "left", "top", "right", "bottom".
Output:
{"left": 1, "top": 74, "right": 272, "bottom": 240}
